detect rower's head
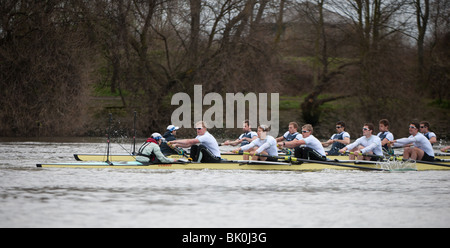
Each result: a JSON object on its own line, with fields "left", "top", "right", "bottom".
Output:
{"left": 379, "top": 119, "right": 389, "bottom": 132}
{"left": 301, "top": 124, "right": 313, "bottom": 138}
{"left": 335, "top": 121, "right": 346, "bottom": 131}
{"left": 409, "top": 122, "right": 420, "bottom": 135}
{"left": 288, "top": 122, "right": 299, "bottom": 134}
{"left": 194, "top": 121, "right": 207, "bottom": 136}
{"left": 257, "top": 124, "right": 270, "bottom": 139}
{"left": 419, "top": 121, "right": 431, "bottom": 133}
{"left": 243, "top": 120, "right": 251, "bottom": 132}
{"left": 362, "top": 123, "right": 374, "bottom": 137}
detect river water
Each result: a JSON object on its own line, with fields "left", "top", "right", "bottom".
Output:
{"left": 1, "top": 138, "right": 450, "bottom": 228}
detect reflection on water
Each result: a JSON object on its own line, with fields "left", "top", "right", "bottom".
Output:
{"left": 1, "top": 139, "right": 450, "bottom": 227}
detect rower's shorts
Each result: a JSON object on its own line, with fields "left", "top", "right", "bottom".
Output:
{"left": 422, "top": 152, "right": 435, "bottom": 162}
{"left": 190, "top": 145, "right": 222, "bottom": 163}
{"left": 255, "top": 156, "right": 278, "bottom": 162}
{"left": 294, "top": 147, "right": 327, "bottom": 161}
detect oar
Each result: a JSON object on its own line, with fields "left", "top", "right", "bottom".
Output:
{"left": 238, "top": 152, "right": 389, "bottom": 171}
{"left": 402, "top": 159, "right": 450, "bottom": 168}
{"left": 435, "top": 158, "right": 450, "bottom": 162}
{"left": 435, "top": 152, "right": 450, "bottom": 156}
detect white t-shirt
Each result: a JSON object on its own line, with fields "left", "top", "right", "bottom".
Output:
{"left": 196, "top": 131, "right": 221, "bottom": 158}
{"left": 241, "top": 135, "right": 278, "bottom": 157}
{"left": 346, "top": 135, "right": 383, "bottom": 156}
{"left": 394, "top": 133, "right": 435, "bottom": 157}
{"left": 303, "top": 135, "right": 326, "bottom": 156}
{"left": 294, "top": 133, "right": 304, "bottom": 140}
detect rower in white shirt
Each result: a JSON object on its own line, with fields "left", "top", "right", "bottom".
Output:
{"left": 278, "top": 124, "right": 327, "bottom": 161}
{"left": 339, "top": 123, "right": 383, "bottom": 161}
{"left": 233, "top": 125, "right": 278, "bottom": 161}
{"left": 169, "top": 121, "right": 221, "bottom": 163}
{"left": 389, "top": 122, "right": 435, "bottom": 161}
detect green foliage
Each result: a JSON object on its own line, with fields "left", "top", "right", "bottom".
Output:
{"left": 279, "top": 98, "right": 301, "bottom": 110}
{"left": 429, "top": 99, "right": 450, "bottom": 109}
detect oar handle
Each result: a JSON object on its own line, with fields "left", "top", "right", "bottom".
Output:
{"left": 237, "top": 151, "right": 298, "bottom": 162}
{"left": 166, "top": 141, "right": 191, "bottom": 160}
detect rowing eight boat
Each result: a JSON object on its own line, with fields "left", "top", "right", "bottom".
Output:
{"left": 37, "top": 158, "right": 450, "bottom": 171}
{"left": 67, "top": 113, "right": 449, "bottom": 171}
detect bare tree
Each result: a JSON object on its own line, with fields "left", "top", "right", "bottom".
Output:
{"left": 414, "top": 0, "right": 429, "bottom": 88}
{"left": 284, "top": 1, "right": 354, "bottom": 126}
{"left": 426, "top": 0, "right": 450, "bottom": 102}
{"left": 0, "top": 0, "right": 95, "bottom": 136}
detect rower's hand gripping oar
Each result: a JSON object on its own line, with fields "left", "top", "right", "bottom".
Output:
{"left": 341, "top": 151, "right": 401, "bottom": 161}
{"left": 232, "top": 150, "right": 295, "bottom": 164}
{"left": 166, "top": 141, "right": 192, "bottom": 161}
{"left": 346, "top": 152, "right": 386, "bottom": 161}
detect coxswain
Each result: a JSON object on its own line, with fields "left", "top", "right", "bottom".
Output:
{"left": 339, "top": 123, "right": 383, "bottom": 161}
{"left": 168, "top": 121, "right": 221, "bottom": 163}
{"left": 136, "top": 133, "right": 178, "bottom": 163}
{"left": 160, "top": 124, "right": 180, "bottom": 155}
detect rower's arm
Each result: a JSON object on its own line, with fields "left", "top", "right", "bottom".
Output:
{"left": 429, "top": 136, "right": 437, "bottom": 144}
{"left": 361, "top": 142, "right": 378, "bottom": 154}
{"left": 230, "top": 139, "right": 242, "bottom": 146}
{"left": 153, "top": 146, "right": 176, "bottom": 163}
{"left": 170, "top": 139, "right": 200, "bottom": 148}
{"left": 321, "top": 139, "right": 333, "bottom": 147}
{"left": 342, "top": 137, "right": 350, "bottom": 145}
{"left": 392, "top": 137, "right": 415, "bottom": 147}
{"left": 283, "top": 139, "right": 305, "bottom": 148}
